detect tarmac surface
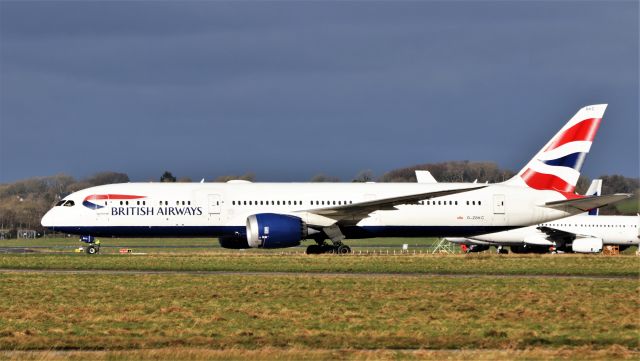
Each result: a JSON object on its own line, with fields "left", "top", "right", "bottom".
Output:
{"left": 0, "top": 247, "right": 37, "bottom": 254}
{"left": 0, "top": 268, "right": 636, "bottom": 280}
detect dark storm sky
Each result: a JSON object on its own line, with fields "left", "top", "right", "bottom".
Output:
{"left": 0, "top": 1, "right": 638, "bottom": 183}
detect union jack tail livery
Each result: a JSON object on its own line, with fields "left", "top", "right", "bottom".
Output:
{"left": 505, "top": 104, "right": 607, "bottom": 195}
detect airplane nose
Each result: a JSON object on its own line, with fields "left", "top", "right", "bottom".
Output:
{"left": 41, "top": 209, "right": 54, "bottom": 229}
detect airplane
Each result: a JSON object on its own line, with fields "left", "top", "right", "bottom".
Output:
{"left": 448, "top": 179, "right": 639, "bottom": 254}
{"left": 41, "top": 104, "right": 631, "bottom": 254}
{"left": 448, "top": 214, "right": 639, "bottom": 254}
{"left": 446, "top": 178, "right": 604, "bottom": 252}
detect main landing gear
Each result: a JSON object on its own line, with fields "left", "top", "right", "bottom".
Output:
{"left": 305, "top": 224, "right": 352, "bottom": 254}
{"left": 306, "top": 242, "right": 351, "bottom": 254}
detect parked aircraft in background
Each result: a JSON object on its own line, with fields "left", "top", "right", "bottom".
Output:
{"left": 448, "top": 215, "right": 639, "bottom": 254}
{"left": 448, "top": 179, "right": 639, "bottom": 253}
{"left": 42, "top": 104, "right": 630, "bottom": 254}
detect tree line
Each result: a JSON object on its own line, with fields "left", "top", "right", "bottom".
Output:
{"left": 1, "top": 164, "right": 637, "bottom": 237}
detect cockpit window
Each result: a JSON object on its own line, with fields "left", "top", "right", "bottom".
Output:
{"left": 63, "top": 200, "right": 75, "bottom": 207}
{"left": 55, "top": 200, "right": 66, "bottom": 206}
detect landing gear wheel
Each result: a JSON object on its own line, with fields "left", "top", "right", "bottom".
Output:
{"left": 306, "top": 245, "right": 321, "bottom": 254}
{"left": 336, "top": 245, "right": 351, "bottom": 254}
{"left": 321, "top": 244, "right": 335, "bottom": 254}
{"left": 86, "top": 245, "right": 98, "bottom": 255}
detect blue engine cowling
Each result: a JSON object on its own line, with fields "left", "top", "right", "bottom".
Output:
{"left": 246, "top": 213, "right": 307, "bottom": 249}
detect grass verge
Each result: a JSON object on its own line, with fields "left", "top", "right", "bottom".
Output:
{"left": 0, "top": 253, "right": 638, "bottom": 277}
{"left": 0, "top": 273, "right": 638, "bottom": 354}
{"left": 1, "top": 346, "right": 638, "bottom": 360}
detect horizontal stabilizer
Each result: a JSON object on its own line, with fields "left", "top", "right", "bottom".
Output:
{"left": 543, "top": 193, "right": 632, "bottom": 212}
{"left": 415, "top": 170, "right": 438, "bottom": 183}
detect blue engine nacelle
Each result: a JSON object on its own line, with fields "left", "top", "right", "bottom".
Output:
{"left": 246, "top": 213, "right": 307, "bottom": 249}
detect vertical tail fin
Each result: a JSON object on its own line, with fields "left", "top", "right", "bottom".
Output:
{"left": 585, "top": 179, "right": 602, "bottom": 215}
{"left": 504, "top": 104, "right": 607, "bottom": 195}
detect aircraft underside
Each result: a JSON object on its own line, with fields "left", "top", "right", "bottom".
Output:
{"left": 52, "top": 224, "right": 520, "bottom": 254}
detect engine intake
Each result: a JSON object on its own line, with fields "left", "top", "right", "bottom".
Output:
{"left": 246, "top": 213, "right": 308, "bottom": 249}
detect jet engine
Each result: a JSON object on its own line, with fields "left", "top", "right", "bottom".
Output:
{"left": 571, "top": 237, "right": 603, "bottom": 253}
{"left": 246, "top": 213, "right": 309, "bottom": 249}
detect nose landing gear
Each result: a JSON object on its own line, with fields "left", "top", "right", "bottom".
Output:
{"left": 79, "top": 235, "right": 101, "bottom": 255}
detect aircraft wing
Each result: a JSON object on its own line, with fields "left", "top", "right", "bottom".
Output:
{"left": 536, "top": 226, "right": 578, "bottom": 242}
{"left": 301, "top": 185, "right": 486, "bottom": 225}
{"left": 543, "top": 193, "right": 632, "bottom": 212}
{"left": 537, "top": 225, "right": 606, "bottom": 244}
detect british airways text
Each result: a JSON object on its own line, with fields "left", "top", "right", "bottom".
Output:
{"left": 111, "top": 206, "right": 203, "bottom": 216}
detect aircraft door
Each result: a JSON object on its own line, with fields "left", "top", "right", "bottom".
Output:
{"left": 208, "top": 194, "right": 222, "bottom": 223}
{"left": 208, "top": 194, "right": 221, "bottom": 214}
{"left": 493, "top": 194, "right": 505, "bottom": 214}
{"left": 492, "top": 194, "right": 506, "bottom": 226}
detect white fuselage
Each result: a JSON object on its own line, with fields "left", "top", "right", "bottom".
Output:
{"left": 451, "top": 215, "right": 639, "bottom": 246}
{"left": 42, "top": 181, "right": 581, "bottom": 241}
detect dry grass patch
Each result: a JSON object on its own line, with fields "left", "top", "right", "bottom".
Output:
{"left": 0, "top": 273, "right": 637, "bottom": 354}
{"left": 1, "top": 346, "right": 639, "bottom": 360}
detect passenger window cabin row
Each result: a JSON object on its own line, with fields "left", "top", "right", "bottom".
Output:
{"left": 100, "top": 200, "right": 192, "bottom": 206}
{"left": 416, "top": 200, "right": 482, "bottom": 206}
{"left": 230, "top": 199, "right": 483, "bottom": 207}
{"left": 545, "top": 223, "right": 634, "bottom": 228}
{"left": 56, "top": 197, "right": 485, "bottom": 208}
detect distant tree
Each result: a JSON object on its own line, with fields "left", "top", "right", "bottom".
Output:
{"left": 160, "top": 171, "right": 177, "bottom": 183}
{"left": 86, "top": 171, "right": 129, "bottom": 186}
{"left": 599, "top": 174, "right": 640, "bottom": 194}
{"left": 42, "top": 173, "right": 75, "bottom": 200}
{"left": 352, "top": 170, "right": 374, "bottom": 182}
{"left": 595, "top": 175, "right": 640, "bottom": 215}
{"left": 310, "top": 174, "right": 340, "bottom": 182}
{"left": 378, "top": 161, "right": 515, "bottom": 183}
{"left": 177, "top": 177, "right": 193, "bottom": 183}
{"left": 573, "top": 176, "right": 592, "bottom": 195}
{"left": 213, "top": 173, "right": 256, "bottom": 182}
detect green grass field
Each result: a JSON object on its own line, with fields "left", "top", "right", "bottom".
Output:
{"left": 0, "top": 236, "right": 448, "bottom": 253}
{"left": 0, "top": 273, "right": 638, "bottom": 360}
{"left": 1, "top": 253, "right": 639, "bottom": 277}
{"left": 616, "top": 196, "right": 640, "bottom": 214}
{"left": 3, "top": 236, "right": 638, "bottom": 255}
{"left": 1, "top": 238, "right": 639, "bottom": 360}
